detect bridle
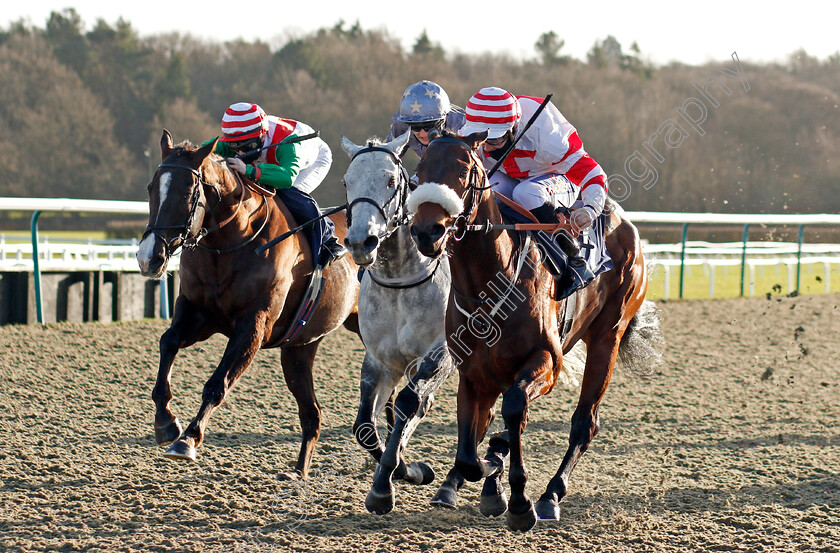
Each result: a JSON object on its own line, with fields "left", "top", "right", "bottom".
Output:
{"left": 142, "top": 160, "right": 265, "bottom": 256}
{"left": 345, "top": 145, "right": 412, "bottom": 241}
{"left": 422, "top": 136, "right": 492, "bottom": 241}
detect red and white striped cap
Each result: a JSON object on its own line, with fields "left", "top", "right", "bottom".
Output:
{"left": 460, "top": 87, "right": 521, "bottom": 139}
{"left": 220, "top": 102, "right": 267, "bottom": 142}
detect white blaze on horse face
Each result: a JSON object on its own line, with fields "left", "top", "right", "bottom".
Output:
{"left": 136, "top": 233, "right": 156, "bottom": 272}
{"left": 158, "top": 172, "right": 172, "bottom": 213}
{"left": 136, "top": 171, "right": 172, "bottom": 273}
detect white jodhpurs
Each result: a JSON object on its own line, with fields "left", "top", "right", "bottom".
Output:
{"left": 489, "top": 172, "right": 577, "bottom": 210}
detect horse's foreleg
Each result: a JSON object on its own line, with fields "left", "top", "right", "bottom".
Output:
{"left": 454, "top": 374, "right": 501, "bottom": 483}
{"left": 153, "top": 297, "right": 211, "bottom": 446}
{"left": 502, "top": 350, "right": 556, "bottom": 532}
{"left": 536, "top": 331, "right": 620, "bottom": 521}
{"left": 431, "top": 424, "right": 507, "bottom": 512}
{"left": 353, "top": 353, "right": 397, "bottom": 463}
{"left": 366, "top": 351, "right": 447, "bottom": 515}
{"left": 277, "top": 338, "right": 324, "bottom": 480}
{"left": 164, "top": 315, "right": 265, "bottom": 462}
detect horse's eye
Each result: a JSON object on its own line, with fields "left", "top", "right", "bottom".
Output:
{"left": 387, "top": 176, "right": 396, "bottom": 188}
{"left": 460, "top": 168, "right": 469, "bottom": 179}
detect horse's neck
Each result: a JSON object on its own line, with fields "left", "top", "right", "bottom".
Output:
{"left": 449, "top": 193, "right": 518, "bottom": 294}
{"left": 371, "top": 224, "right": 432, "bottom": 279}
{"left": 201, "top": 164, "right": 260, "bottom": 236}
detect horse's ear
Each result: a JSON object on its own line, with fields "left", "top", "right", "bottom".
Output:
{"left": 193, "top": 137, "right": 218, "bottom": 167}
{"left": 463, "top": 130, "right": 489, "bottom": 151}
{"left": 389, "top": 131, "right": 411, "bottom": 158}
{"left": 340, "top": 135, "right": 363, "bottom": 159}
{"left": 160, "top": 129, "right": 174, "bottom": 161}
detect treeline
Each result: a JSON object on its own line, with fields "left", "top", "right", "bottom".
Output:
{"left": 2, "top": 9, "right": 839, "bottom": 214}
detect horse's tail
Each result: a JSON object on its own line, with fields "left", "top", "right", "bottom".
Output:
{"left": 616, "top": 299, "right": 664, "bottom": 377}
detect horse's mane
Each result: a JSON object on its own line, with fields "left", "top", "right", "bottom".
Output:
{"left": 363, "top": 136, "right": 387, "bottom": 147}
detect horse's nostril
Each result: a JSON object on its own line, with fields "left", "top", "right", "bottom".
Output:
{"left": 429, "top": 224, "right": 446, "bottom": 241}
{"left": 148, "top": 256, "right": 165, "bottom": 273}
{"left": 363, "top": 235, "right": 380, "bottom": 254}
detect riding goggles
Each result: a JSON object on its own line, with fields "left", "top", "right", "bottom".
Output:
{"left": 409, "top": 121, "right": 441, "bottom": 133}
{"left": 485, "top": 134, "right": 509, "bottom": 147}
{"left": 226, "top": 138, "right": 262, "bottom": 153}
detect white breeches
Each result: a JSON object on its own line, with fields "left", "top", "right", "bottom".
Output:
{"left": 489, "top": 172, "right": 577, "bottom": 211}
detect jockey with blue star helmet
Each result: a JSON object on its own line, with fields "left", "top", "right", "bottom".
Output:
{"left": 386, "top": 80, "right": 466, "bottom": 159}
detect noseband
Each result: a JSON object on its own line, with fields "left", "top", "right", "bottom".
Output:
{"left": 142, "top": 162, "right": 222, "bottom": 255}
{"left": 345, "top": 145, "right": 412, "bottom": 239}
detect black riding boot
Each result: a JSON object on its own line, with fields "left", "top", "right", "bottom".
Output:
{"left": 529, "top": 203, "right": 595, "bottom": 299}
{"left": 318, "top": 234, "right": 347, "bottom": 269}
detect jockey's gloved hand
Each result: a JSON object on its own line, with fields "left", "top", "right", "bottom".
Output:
{"left": 226, "top": 157, "right": 247, "bottom": 176}
{"left": 571, "top": 206, "right": 597, "bottom": 231}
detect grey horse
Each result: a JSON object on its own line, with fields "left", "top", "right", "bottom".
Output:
{"left": 341, "top": 132, "right": 455, "bottom": 514}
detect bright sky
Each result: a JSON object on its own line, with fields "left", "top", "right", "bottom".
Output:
{"left": 3, "top": 1, "right": 835, "bottom": 66}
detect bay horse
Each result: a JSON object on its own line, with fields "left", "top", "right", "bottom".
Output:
{"left": 408, "top": 130, "right": 662, "bottom": 531}
{"left": 136, "top": 130, "right": 360, "bottom": 480}
{"left": 340, "top": 132, "right": 453, "bottom": 514}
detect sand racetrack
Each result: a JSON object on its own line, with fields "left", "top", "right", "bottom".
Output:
{"left": 1, "top": 294, "right": 839, "bottom": 552}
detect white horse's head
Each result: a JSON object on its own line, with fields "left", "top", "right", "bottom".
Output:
{"left": 341, "top": 132, "right": 411, "bottom": 266}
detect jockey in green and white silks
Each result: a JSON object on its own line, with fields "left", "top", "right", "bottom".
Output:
{"left": 386, "top": 80, "right": 466, "bottom": 159}
{"left": 212, "top": 102, "right": 346, "bottom": 268}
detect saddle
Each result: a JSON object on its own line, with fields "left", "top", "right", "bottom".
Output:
{"left": 493, "top": 192, "right": 613, "bottom": 299}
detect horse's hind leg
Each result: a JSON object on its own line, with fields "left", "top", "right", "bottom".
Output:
{"left": 277, "top": 338, "right": 324, "bottom": 480}
{"left": 164, "top": 315, "right": 266, "bottom": 462}
{"left": 478, "top": 430, "right": 510, "bottom": 517}
{"left": 353, "top": 353, "right": 399, "bottom": 463}
{"left": 535, "top": 328, "right": 621, "bottom": 521}
{"left": 153, "top": 296, "right": 212, "bottom": 446}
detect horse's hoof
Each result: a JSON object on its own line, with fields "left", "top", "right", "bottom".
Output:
{"left": 407, "top": 462, "right": 436, "bottom": 486}
{"left": 479, "top": 490, "right": 509, "bottom": 518}
{"left": 163, "top": 439, "right": 196, "bottom": 462}
{"left": 506, "top": 504, "right": 537, "bottom": 532}
{"left": 535, "top": 497, "right": 560, "bottom": 521}
{"left": 429, "top": 486, "right": 458, "bottom": 509}
{"left": 277, "top": 470, "right": 303, "bottom": 482}
{"left": 154, "top": 419, "right": 183, "bottom": 446}
{"left": 365, "top": 487, "right": 395, "bottom": 515}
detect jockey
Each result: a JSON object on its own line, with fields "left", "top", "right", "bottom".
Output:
{"left": 386, "top": 80, "right": 466, "bottom": 160}
{"left": 459, "top": 87, "right": 606, "bottom": 296}
{"left": 213, "top": 102, "right": 346, "bottom": 269}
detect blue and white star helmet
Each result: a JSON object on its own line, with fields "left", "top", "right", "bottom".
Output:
{"left": 397, "top": 80, "right": 451, "bottom": 123}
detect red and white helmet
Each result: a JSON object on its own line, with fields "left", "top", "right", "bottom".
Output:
{"left": 220, "top": 102, "right": 267, "bottom": 142}
{"left": 460, "top": 87, "right": 521, "bottom": 139}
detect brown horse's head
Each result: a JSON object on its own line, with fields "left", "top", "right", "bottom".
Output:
{"left": 136, "top": 129, "right": 219, "bottom": 279}
{"left": 408, "top": 131, "right": 488, "bottom": 257}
